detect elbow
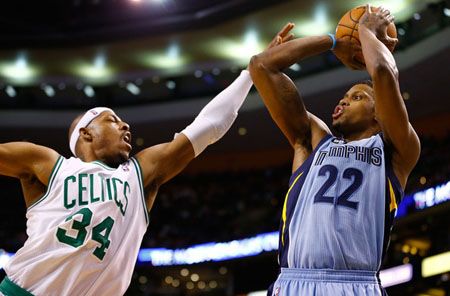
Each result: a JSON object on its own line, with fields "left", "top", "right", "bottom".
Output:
{"left": 372, "top": 61, "right": 399, "bottom": 81}
{"left": 249, "top": 53, "right": 274, "bottom": 76}
{"left": 249, "top": 54, "right": 264, "bottom": 75}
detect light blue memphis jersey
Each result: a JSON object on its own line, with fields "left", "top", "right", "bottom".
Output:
{"left": 278, "top": 134, "right": 403, "bottom": 271}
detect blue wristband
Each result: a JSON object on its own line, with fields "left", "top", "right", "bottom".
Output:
{"left": 327, "top": 33, "right": 336, "bottom": 50}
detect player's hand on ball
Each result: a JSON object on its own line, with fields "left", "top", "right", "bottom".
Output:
{"left": 359, "top": 4, "right": 398, "bottom": 51}
{"left": 333, "top": 38, "right": 365, "bottom": 70}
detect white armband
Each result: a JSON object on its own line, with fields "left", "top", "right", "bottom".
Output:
{"left": 179, "top": 70, "right": 253, "bottom": 156}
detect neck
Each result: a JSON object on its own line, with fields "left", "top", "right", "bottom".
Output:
{"left": 341, "top": 126, "right": 380, "bottom": 142}
{"left": 77, "top": 145, "right": 123, "bottom": 168}
{"left": 78, "top": 153, "right": 100, "bottom": 164}
{"left": 79, "top": 154, "right": 120, "bottom": 168}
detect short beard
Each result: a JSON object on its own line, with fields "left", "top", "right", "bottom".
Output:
{"left": 103, "top": 153, "right": 129, "bottom": 168}
{"left": 331, "top": 122, "right": 345, "bottom": 138}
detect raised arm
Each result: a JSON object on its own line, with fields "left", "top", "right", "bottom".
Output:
{"left": 135, "top": 69, "right": 253, "bottom": 209}
{"left": 359, "top": 5, "right": 420, "bottom": 188}
{"left": 249, "top": 28, "right": 339, "bottom": 171}
{"left": 0, "top": 142, "right": 60, "bottom": 185}
{"left": 134, "top": 24, "right": 299, "bottom": 210}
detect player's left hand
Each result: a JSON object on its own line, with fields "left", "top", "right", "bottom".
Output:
{"left": 359, "top": 4, "right": 398, "bottom": 49}
{"left": 333, "top": 38, "right": 365, "bottom": 70}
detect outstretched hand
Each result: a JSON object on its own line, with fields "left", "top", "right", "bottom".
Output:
{"left": 266, "top": 22, "right": 295, "bottom": 49}
{"left": 246, "top": 23, "right": 295, "bottom": 70}
{"left": 359, "top": 4, "right": 398, "bottom": 50}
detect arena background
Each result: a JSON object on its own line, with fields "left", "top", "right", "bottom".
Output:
{"left": 0, "top": 0, "right": 449, "bottom": 295}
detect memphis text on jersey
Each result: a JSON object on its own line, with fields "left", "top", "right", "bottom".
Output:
{"left": 315, "top": 141, "right": 382, "bottom": 166}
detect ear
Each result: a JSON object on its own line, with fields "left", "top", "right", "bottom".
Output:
{"left": 79, "top": 127, "right": 93, "bottom": 142}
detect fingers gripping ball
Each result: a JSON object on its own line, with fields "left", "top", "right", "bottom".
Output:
{"left": 335, "top": 5, "right": 397, "bottom": 66}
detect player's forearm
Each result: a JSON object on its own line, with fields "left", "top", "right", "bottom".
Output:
{"left": 359, "top": 26, "right": 398, "bottom": 79}
{"left": 180, "top": 70, "right": 253, "bottom": 156}
{"left": 251, "top": 35, "right": 332, "bottom": 71}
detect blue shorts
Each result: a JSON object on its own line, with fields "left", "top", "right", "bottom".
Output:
{"left": 270, "top": 268, "right": 385, "bottom": 296}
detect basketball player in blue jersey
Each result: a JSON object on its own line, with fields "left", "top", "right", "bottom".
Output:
{"left": 0, "top": 26, "right": 294, "bottom": 296}
{"left": 249, "top": 5, "right": 420, "bottom": 296}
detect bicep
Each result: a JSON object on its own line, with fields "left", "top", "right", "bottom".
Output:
{"left": 0, "top": 142, "right": 60, "bottom": 184}
{"left": 135, "top": 134, "right": 195, "bottom": 188}
{"left": 250, "top": 57, "right": 313, "bottom": 147}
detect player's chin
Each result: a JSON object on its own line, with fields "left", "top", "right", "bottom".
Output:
{"left": 121, "top": 149, "right": 131, "bottom": 159}
{"left": 117, "top": 147, "right": 131, "bottom": 162}
{"left": 115, "top": 153, "right": 129, "bottom": 165}
{"left": 331, "top": 119, "right": 345, "bottom": 134}
{"left": 121, "top": 141, "right": 132, "bottom": 153}
{"left": 331, "top": 116, "right": 342, "bottom": 126}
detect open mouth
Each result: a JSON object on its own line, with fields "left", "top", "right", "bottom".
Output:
{"left": 332, "top": 105, "right": 344, "bottom": 120}
{"left": 123, "top": 132, "right": 132, "bottom": 145}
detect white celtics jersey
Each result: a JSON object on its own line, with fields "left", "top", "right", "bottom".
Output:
{"left": 5, "top": 156, "right": 149, "bottom": 296}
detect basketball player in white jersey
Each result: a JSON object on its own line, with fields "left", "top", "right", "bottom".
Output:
{"left": 250, "top": 6, "right": 420, "bottom": 295}
{"left": 0, "top": 26, "right": 294, "bottom": 296}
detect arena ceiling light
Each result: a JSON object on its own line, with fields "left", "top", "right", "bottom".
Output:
{"left": 41, "top": 84, "right": 56, "bottom": 97}
{"left": 74, "top": 53, "right": 115, "bottom": 82}
{"left": 141, "top": 43, "right": 187, "bottom": 69}
{"left": 212, "top": 29, "right": 264, "bottom": 65}
{"left": 0, "top": 55, "right": 38, "bottom": 84}
{"left": 5, "top": 85, "right": 17, "bottom": 98}
{"left": 295, "top": 3, "right": 333, "bottom": 36}
{"left": 126, "top": 82, "right": 141, "bottom": 95}
{"left": 444, "top": 8, "right": 450, "bottom": 17}
{"left": 83, "top": 85, "right": 95, "bottom": 98}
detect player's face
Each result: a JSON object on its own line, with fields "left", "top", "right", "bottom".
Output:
{"left": 88, "top": 111, "right": 132, "bottom": 166}
{"left": 331, "top": 84, "right": 377, "bottom": 136}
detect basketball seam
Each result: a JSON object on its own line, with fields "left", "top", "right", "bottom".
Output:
{"left": 349, "top": 8, "right": 364, "bottom": 43}
{"left": 338, "top": 23, "right": 356, "bottom": 30}
{"left": 350, "top": 12, "right": 358, "bottom": 43}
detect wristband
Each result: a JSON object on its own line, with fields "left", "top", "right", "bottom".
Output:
{"left": 327, "top": 33, "right": 336, "bottom": 50}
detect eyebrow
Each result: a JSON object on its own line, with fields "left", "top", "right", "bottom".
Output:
{"left": 106, "top": 114, "right": 121, "bottom": 121}
{"left": 353, "top": 90, "right": 370, "bottom": 97}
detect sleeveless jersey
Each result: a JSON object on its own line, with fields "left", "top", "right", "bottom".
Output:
{"left": 4, "top": 156, "right": 149, "bottom": 296}
{"left": 278, "top": 134, "right": 403, "bottom": 271}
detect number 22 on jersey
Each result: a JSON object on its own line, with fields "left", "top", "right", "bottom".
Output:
{"left": 313, "top": 164, "right": 363, "bottom": 210}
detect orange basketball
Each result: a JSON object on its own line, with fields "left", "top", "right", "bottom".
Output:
{"left": 335, "top": 5, "right": 397, "bottom": 67}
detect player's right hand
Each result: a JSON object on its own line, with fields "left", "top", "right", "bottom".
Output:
{"left": 359, "top": 4, "right": 398, "bottom": 49}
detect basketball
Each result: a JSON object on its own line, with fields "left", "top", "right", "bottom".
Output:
{"left": 335, "top": 5, "right": 397, "bottom": 67}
